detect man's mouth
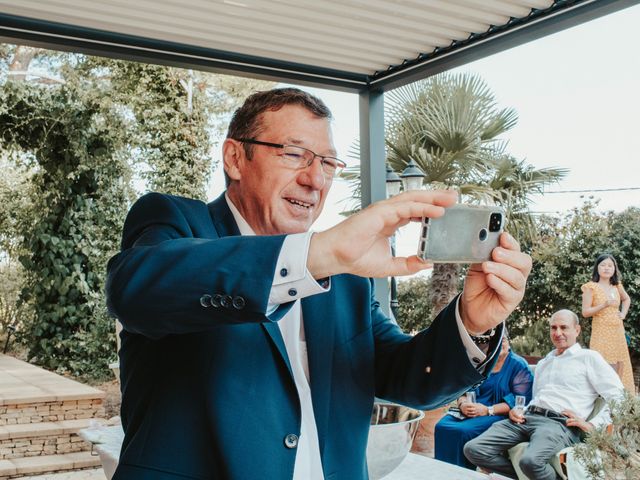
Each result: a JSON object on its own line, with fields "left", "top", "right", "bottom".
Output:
{"left": 285, "top": 197, "right": 314, "bottom": 209}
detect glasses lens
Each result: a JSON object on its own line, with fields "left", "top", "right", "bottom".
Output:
{"left": 281, "top": 145, "right": 345, "bottom": 177}
{"left": 281, "top": 146, "right": 312, "bottom": 168}
{"left": 322, "top": 158, "right": 344, "bottom": 177}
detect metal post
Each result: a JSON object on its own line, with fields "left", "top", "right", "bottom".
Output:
{"left": 359, "top": 88, "right": 390, "bottom": 316}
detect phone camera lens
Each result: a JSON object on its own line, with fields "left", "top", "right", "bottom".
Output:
{"left": 489, "top": 213, "right": 503, "bottom": 232}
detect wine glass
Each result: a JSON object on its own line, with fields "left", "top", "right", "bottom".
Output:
{"left": 466, "top": 391, "right": 476, "bottom": 404}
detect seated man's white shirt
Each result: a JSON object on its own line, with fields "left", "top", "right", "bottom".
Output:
{"left": 225, "top": 194, "right": 496, "bottom": 478}
{"left": 531, "top": 343, "right": 624, "bottom": 428}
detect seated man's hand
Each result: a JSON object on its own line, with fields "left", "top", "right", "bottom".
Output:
{"left": 509, "top": 408, "right": 526, "bottom": 424}
{"left": 460, "top": 232, "right": 532, "bottom": 335}
{"left": 562, "top": 410, "right": 594, "bottom": 432}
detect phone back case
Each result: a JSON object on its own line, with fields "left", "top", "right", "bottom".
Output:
{"left": 418, "top": 204, "right": 506, "bottom": 263}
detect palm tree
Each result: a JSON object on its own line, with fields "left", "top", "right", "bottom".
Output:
{"left": 345, "top": 72, "right": 567, "bottom": 314}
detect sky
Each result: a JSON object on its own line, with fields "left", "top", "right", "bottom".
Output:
{"left": 208, "top": 3, "right": 640, "bottom": 259}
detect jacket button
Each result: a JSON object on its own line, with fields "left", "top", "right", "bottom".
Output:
{"left": 284, "top": 434, "right": 298, "bottom": 449}
{"left": 211, "top": 294, "right": 222, "bottom": 308}
{"left": 199, "top": 294, "right": 212, "bottom": 308}
{"left": 221, "top": 295, "right": 233, "bottom": 308}
{"left": 280, "top": 268, "right": 288, "bottom": 277}
{"left": 232, "top": 296, "right": 246, "bottom": 310}
{"left": 288, "top": 288, "right": 297, "bottom": 297}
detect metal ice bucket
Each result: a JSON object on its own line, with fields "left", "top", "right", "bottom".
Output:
{"left": 366, "top": 402, "right": 424, "bottom": 479}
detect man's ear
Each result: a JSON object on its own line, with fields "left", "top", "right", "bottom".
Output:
{"left": 223, "top": 138, "right": 244, "bottom": 182}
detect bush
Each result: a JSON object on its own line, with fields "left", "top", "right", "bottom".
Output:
{"left": 574, "top": 391, "right": 640, "bottom": 479}
{"left": 396, "top": 277, "right": 433, "bottom": 333}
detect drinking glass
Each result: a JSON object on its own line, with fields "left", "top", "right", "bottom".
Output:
{"left": 466, "top": 391, "right": 476, "bottom": 404}
{"left": 514, "top": 395, "right": 526, "bottom": 413}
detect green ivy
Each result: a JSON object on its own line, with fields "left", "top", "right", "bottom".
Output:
{"left": 0, "top": 78, "right": 131, "bottom": 379}
{"left": 0, "top": 47, "right": 273, "bottom": 380}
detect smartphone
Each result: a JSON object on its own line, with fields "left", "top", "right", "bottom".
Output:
{"left": 446, "top": 407, "right": 466, "bottom": 420}
{"left": 417, "top": 204, "right": 506, "bottom": 263}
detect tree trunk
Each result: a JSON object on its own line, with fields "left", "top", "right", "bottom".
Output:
{"left": 428, "top": 263, "right": 460, "bottom": 315}
{"left": 8, "top": 46, "right": 37, "bottom": 81}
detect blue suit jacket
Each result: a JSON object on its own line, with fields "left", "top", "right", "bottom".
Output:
{"left": 106, "top": 192, "right": 491, "bottom": 480}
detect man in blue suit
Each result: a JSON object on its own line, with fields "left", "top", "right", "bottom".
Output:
{"left": 106, "top": 87, "right": 532, "bottom": 479}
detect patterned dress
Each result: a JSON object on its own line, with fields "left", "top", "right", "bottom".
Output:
{"left": 581, "top": 281, "right": 635, "bottom": 393}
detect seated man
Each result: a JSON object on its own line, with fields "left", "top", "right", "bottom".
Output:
{"left": 463, "top": 309, "right": 624, "bottom": 480}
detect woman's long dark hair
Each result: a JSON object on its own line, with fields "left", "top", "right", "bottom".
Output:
{"left": 591, "top": 253, "right": 621, "bottom": 285}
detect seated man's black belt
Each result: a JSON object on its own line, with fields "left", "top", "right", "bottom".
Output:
{"left": 527, "top": 405, "right": 568, "bottom": 421}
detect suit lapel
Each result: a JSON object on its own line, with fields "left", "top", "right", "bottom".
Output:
{"left": 302, "top": 290, "right": 336, "bottom": 454}
{"left": 207, "top": 193, "right": 241, "bottom": 238}
{"left": 207, "top": 192, "right": 294, "bottom": 379}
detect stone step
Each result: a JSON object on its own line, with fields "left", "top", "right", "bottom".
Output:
{"left": 0, "top": 419, "right": 100, "bottom": 461}
{"left": 0, "top": 355, "right": 105, "bottom": 426}
{"left": 0, "top": 451, "right": 101, "bottom": 478}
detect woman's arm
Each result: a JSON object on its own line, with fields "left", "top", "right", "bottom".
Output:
{"left": 582, "top": 289, "right": 611, "bottom": 317}
{"left": 619, "top": 284, "right": 631, "bottom": 319}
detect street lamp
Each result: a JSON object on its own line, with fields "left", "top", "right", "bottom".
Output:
{"left": 399, "top": 158, "right": 426, "bottom": 191}
{"left": 385, "top": 160, "right": 426, "bottom": 320}
{"left": 385, "top": 163, "right": 402, "bottom": 197}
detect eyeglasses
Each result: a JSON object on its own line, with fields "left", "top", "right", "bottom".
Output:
{"left": 234, "top": 138, "right": 346, "bottom": 177}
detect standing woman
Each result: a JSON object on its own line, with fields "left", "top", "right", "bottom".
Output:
{"left": 581, "top": 253, "right": 634, "bottom": 393}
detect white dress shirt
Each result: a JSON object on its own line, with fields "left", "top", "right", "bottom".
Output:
{"left": 531, "top": 343, "right": 624, "bottom": 428}
{"left": 225, "top": 194, "right": 494, "bottom": 479}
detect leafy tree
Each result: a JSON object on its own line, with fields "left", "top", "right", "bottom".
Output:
{"left": 100, "top": 61, "right": 268, "bottom": 199}
{"left": 386, "top": 73, "right": 567, "bottom": 315}
{"left": 0, "top": 74, "right": 132, "bottom": 378}
{"left": 395, "top": 277, "right": 433, "bottom": 333}
{"left": 0, "top": 44, "right": 273, "bottom": 379}
{"left": 514, "top": 200, "right": 640, "bottom": 357}
{"left": 345, "top": 72, "right": 567, "bottom": 315}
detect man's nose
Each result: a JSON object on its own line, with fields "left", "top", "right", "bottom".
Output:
{"left": 298, "top": 157, "right": 327, "bottom": 189}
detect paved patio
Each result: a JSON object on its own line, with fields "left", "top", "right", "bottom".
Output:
{"left": 0, "top": 355, "right": 104, "bottom": 406}
{"left": 21, "top": 468, "right": 106, "bottom": 479}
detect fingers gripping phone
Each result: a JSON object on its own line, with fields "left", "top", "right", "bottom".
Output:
{"left": 417, "top": 204, "right": 506, "bottom": 263}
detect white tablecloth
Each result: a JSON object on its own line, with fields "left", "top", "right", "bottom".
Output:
{"left": 384, "top": 453, "right": 497, "bottom": 480}
{"left": 79, "top": 426, "right": 502, "bottom": 480}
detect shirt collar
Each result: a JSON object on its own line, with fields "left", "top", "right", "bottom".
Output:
{"left": 224, "top": 192, "right": 255, "bottom": 236}
{"left": 554, "top": 342, "right": 582, "bottom": 357}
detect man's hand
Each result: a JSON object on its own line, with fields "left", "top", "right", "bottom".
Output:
{"left": 307, "top": 190, "right": 458, "bottom": 279}
{"left": 562, "top": 410, "right": 594, "bottom": 432}
{"left": 509, "top": 408, "right": 526, "bottom": 424}
{"left": 460, "top": 402, "right": 488, "bottom": 418}
{"left": 460, "top": 232, "right": 532, "bottom": 335}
